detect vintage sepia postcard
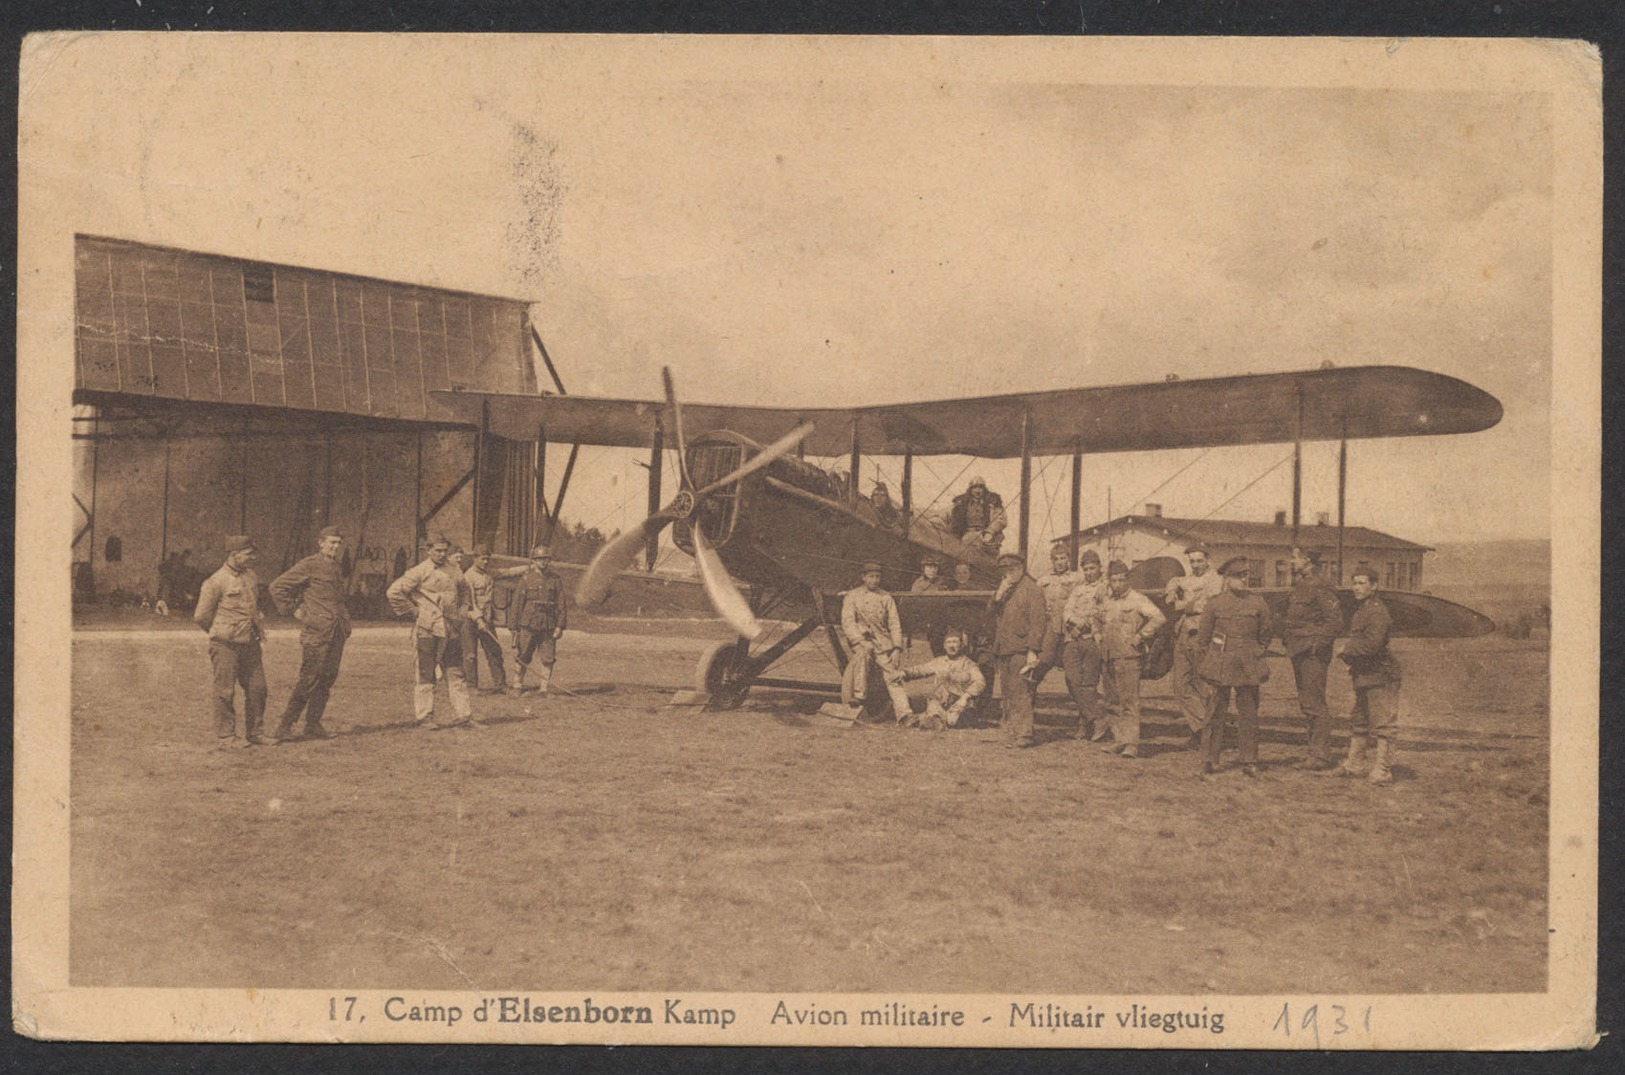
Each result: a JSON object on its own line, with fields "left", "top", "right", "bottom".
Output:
{"left": 13, "top": 33, "right": 1600, "bottom": 1048}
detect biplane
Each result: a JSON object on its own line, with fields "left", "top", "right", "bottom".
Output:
{"left": 434, "top": 363, "right": 1501, "bottom": 711}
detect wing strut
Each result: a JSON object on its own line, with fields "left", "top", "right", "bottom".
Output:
{"left": 1336, "top": 417, "right": 1349, "bottom": 584}
{"left": 1017, "top": 408, "right": 1033, "bottom": 562}
{"left": 646, "top": 420, "right": 664, "bottom": 571}
{"left": 1069, "top": 449, "right": 1083, "bottom": 570}
{"left": 1291, "top": 384, "right": 1304, "bottom": 543}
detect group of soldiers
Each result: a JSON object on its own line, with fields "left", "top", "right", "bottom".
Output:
{"left": 193, "top": 529, "right": 568, "bottom": 748}
{"left": 838, "top": 540, "right": 1403, "bottom": 784}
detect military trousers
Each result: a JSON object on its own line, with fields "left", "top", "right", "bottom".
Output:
{"left": 997, "top": 653, "right": 1038, "bottom": 743}
{"left": 461, "top": 620, "right": 508, "bottom": 689}
{"left": 841, "top": 643, "right": 912, "bottom": 720}
{"left": 208, "top": 639, "right": 267, "bottom": 740}
{"left": 1291, "top": 650, "right": 1333, "bottom": 762}
{"left": 414, "top": 633, "right": 471, "bottom": 724}
{"left": 1350, "top": 681, "right": 1400, "bottom": 744}
{"left": 1171, "top": 630, "right": 1214, "bottom": 733}
{"left": 514, "top": 627, "right": 559, "bottom": 689}
{"left": 1059, "top": 636, "right": 1103, "bottom": 728}
{"left": 1203, "top": 684, "right": 1260, "bottom": 765}
{"left": 278, "top": 631, "right": 346, "bottom": 734}
{"left": 1100, "top": 655, "right": 1144, "bottom": 748}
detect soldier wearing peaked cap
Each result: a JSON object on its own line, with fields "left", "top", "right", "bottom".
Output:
{"left": 841, "top": 561, "right": 914, "bottom": 721}
{"left": 1196, "top": 557, "right": 1273, "bottom": 778}
{"left": 387, "top": 532, "right": 476, "bottom": 730}
{"left": 992, "top": 552, "right": 1053, "bottom": 748}
{"left": 1285, "top": 545, "right": 1346, "bottom": 771}
{"left": 910, "top": 552, "right": 951, "bottom": 656}
{"left": 268, "top": 525, "right": 352, "bottom": 742}
{"left": 511, "top": 544, "right": 568, "bottom": 696}
{"left": 193, "top": 534, "right": 270, "bottom": 748}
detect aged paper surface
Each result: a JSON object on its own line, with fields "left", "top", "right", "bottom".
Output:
{"left": 14, "top": 34, "right": 1600, "bottom": 1047}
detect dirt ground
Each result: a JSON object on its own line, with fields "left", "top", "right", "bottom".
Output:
{"left": 67, "top": 618, "right": 1548, "bottom": 994}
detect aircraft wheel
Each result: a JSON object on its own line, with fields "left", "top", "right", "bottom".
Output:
{"left": 696, "top": 640, "right": 751, "bottom": 709}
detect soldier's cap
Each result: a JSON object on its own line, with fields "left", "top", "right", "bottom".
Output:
{"left": 1218, "top": 556, "right": 1250, "bottom": 578}
{"left": 920, "top": 553, "right": 942, "bottom": 566}
{"left": 530, "top": 544, "right": 553, "bottom": 559}
{"left": 1293, "top": 545, "right": 1326, "bottom": 565}
{"left": 1184, "top": 543, "right": 1210, "bottom": 557}
{"left": 223, "top": 534, "right": 256, "bottom": 555}
{"left": 861, "top": 561, "right": 884, "bottom": 575}
{"left": 472, "top": 543, "right": 493, "bottom": 557}
{"left": 426, "top": 531, "right": 452, "bottom": 548}
{"left": 318, "top": 525, "right": 344, "bottom": 541}
{"left": 968, "top": 476, "right": 988, "bottom": 489}
{"left": 1078, "top": 549, "right": 1101, "bottom": 566}
{"left": 996, "top": 552, "right": 1025, "bottom": 569}
{"left": 1106, "top": 559, "right": 1129, "bottom": 577}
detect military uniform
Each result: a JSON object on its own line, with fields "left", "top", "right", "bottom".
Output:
{"left": 512, "top": 565, "right": 568, "bottom": 693}
{"left": 841, "top": 582, "right": 913, "bottom": 720}
{"left": 193, "top": 543, "right": 268, "bottom": 745}
{"left": 1339, "top": 593, "right": 1402, "bottom": 782}
{"left": 462, "top": 561, "right": 518, "bottom": 691}
{"left": 1197, "top": 581, "right": 1273, "bottom": 772}
{"left": 1090, "top": 578, "right": 1166, "bottom": 754}
{"left": 910, "top": 568, "right": 951, "bottom": 655}
{"left": 387, "top": 552, "right": 475, "bottom": 727}
{"left": 902, "top": 652, "right": 985, "bottom": 728}
{"left": 948, "top": 484, "right": 1007, "bottom": 553}
{"left": 1059, "top": 573, "right": 1107, "bottom": 736}
{"left": 1285, "top": 570, "right": 1346, "bottom": 765}
{"left": 269, "top": 542, "right": 351, "bottom": 740}
{"left": 992, "top": 566, "right": 1053, "bottom": 746}
{"left": 1166, "top": 567, "right": 1226, "bottom": 734}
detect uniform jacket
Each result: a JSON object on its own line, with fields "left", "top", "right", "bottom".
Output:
{"left": 1285, "top": 574, "right": 1345, "bottom": 656}
{"left": 992, "top": 574, "right": 1053, "bottom": 657}
{"left": 512, "top": 567, "right": 568, "bottom": 634}
{"left": 1341, "top": 595, "right": 1401, "bottom": 687}
{"left": 1196, "top": 588, "right": 1273, "bottom": 685}
{"left": 1061, "top": 578, "right": 1107, "bottom": 638}
{"left": 1167, "top": 569, "right": 1226, "bottom": 633}
{"left": 269, "top": 553, "right": 352, "bottom": 644}
{"left": 949, "top": 490, "right": 1007, "bottom": 540}
{"left": 1092, "top": 587, "right": 1166, "bottom": 661}
{"left": 387, "top": 558, "right": 473, "bottom": 639}
{"left": 904, "top": 654, "right": 986, "bottom": 704}
{"left": 194, "top": 563, "right": 265, "bottom": 643}
{"left": 910, "top": 574, "right": 949, "bottom": 594}
{"left": 1037, "top": 569, "right": 1085, "bottom": 634}
{"left": 842, "top": 587, "right": 904, "bottom": 653}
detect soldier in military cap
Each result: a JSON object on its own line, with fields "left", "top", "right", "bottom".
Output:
{"left": 268, "top": 525, "right": 352, "bottom": 741}
{"left": 193, "top": 534, "right": 270, "bottom": 748}
{"left": 1165, "top": 542, "right": 1226, "bottom": 746}
{"left": 1196, "top": 557, "right": 1274, "bottom": 777}
{"left": 1336, "top": 565, "right": 1402, "bottom": 784}
{"left": 511, "top": 543, "right": 568, "bottom": 696}
{"left": 1284, "top": 545, "right": 1346, "bottom": 770}
{"left": 992, "top": 551, "right": 1052, "bottom": 748}
{"left": 1090, "top": 559, "right": 1166, "bottom": 758}
{"left": 910, "top": 552, "right": 951, "bottom": 656}
{"left": 1059, "top": 549, "right": 1107, "bottom": 739}
{"left": 386, "top": 532, "right": 476, "bottom": 730}
{"left": 463, "top": 543, "right": 525, "bottom": 694}
{"left": 840, "top": 561, "right": 914, "bottom": 721}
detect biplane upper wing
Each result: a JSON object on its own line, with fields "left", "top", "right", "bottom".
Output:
{"left": 431, "top": 365, "right": 1500, "bottom": 457}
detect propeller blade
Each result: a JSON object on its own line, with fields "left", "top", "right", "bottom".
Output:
{"left": 663, "top": 366, "right": 693, "bottom": 488}
{"left": 692, "top": 527, "right": 764, "bottom": 641}
{"left": 576, "top": 514, "right": 673, "bottom": 606}
{"left": 694, "top": 422, "right": 816, "bottom": 500}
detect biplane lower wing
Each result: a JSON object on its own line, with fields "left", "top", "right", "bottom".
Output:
{"left": 431, "top": 364, "right": 1501, "bottom": 457}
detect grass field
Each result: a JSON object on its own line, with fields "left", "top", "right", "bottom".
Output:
{"left": 69, "top": 619, "right": 1549, "bottom": 995}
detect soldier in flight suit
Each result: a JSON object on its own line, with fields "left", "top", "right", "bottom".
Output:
{"left": 1336, "top": 566, "right": 1403, "bottom": 785}
{"left": 1197, "top": 557, "right": 1274, "bottom": 778}
{"left": 1284, "top": 546, "right": 1346, "bottom": 770}
{"left": 511, "top": 544, "right": 568, "bottom": 696}
{"left": 268, "top": 525, "right": 351, "bottom": 742}
{"left": 841, "top": 561, "right": 914, "bottom": 721}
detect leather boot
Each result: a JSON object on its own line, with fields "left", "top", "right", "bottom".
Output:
{"left": 1337, "top": 736, "right": 1369, "bottom": 777}
{"left": 1368, "top": 738, "right": 1394, "bottom": 785}
{"left": 537, "top": 664, "right": 553, "bottom": 695}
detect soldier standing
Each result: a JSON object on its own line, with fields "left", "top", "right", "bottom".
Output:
{"left": 991, "top": 552, "right": 1052, "bottom": 749}
{"left": 1035, "top": 543, "right": 1084, "bottom": 680}
{"left": 511, "top": 544, "right": 568, "bottom": 696}
{"left": 193, "top": 534, "right": 270, "bottom": 748}
{"left": 1164, "top": 543, "right": 1226, "bottom": 747}
{"left": 268, "top": 525, "right": 351, "bottom": 742}
{"left": 386, "top": 532, "right": 475, "bottom": 730}
{"left": 464, "top": 545, "right": 525, "bottom": 694}
{"left": 1091, "top": 560, "right": 1166, "bottom": 759}
{"left": 1059, "top": 550, "right": 1107, "bottom": 739}
{"left": 1196, "top": 557, "right": 1273, "bottom": 778}
{"left": 1336, "top": 566, "right": 1402, "bottom": 785}
{"left": 840, "top": 561, "right": 914, "bottom": 721}
{"left": 1284, "top": 545, "right": 1346, "bottom": 770}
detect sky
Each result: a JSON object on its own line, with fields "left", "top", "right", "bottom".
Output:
{"left": 21, "top": 34, "right": 1561, "bottom": 551}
